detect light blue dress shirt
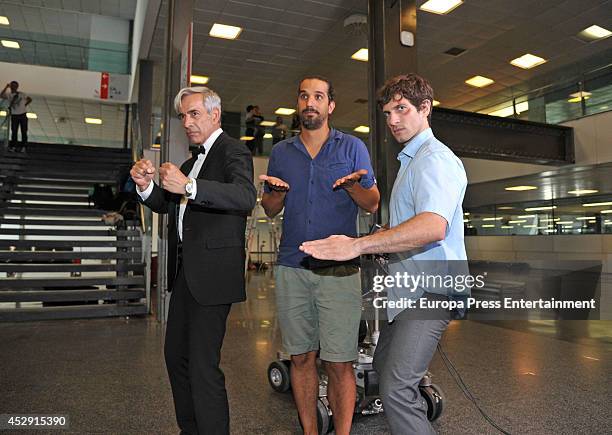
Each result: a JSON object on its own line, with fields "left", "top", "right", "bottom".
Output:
{"left": 386, "top": 128, "right": 468, "bottom": 321}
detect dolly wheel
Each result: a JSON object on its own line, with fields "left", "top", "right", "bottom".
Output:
{"left": 268, "top": 361, "right": 291, "bottom": 393}
{"left": 316, "top": 398, "right": 334, "bottom": 434}
{"left": 420, "top": 383, "right": 445, "bottom": 422}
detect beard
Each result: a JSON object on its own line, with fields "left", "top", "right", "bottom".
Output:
{"left": 299, "top": 109, "right": 326, "bottom": 130}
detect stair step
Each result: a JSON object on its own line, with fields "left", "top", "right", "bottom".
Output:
{"left": 8, "top": 178, "right": 98, "bottom": 188}
{"left": 0, "top": 240, "right": 141, "bottom": 249}
{"left": 0, "top": 208, "right": 109, "bottom": 217}
{"left": 0, "top": 218, "right": 137, "bottom": 227}
{"left": 16, "top": 171, "right": 122, "bottom": 182}
{"left": 4, "top": 194, "right": 90, "bottom": 202}
{"left": 0, "top": 276, "right": 145, "bottom": 289}
{"left": 0, "top": 289, "right": 146, "bottom": 303}
{"left": 0, "top": 263, "right": 145, "bottom": 273}
{"left": 0, "top": 303, "right": 148, "bottom": 321}
{"left": 12, "top": 187, "right": 91, "bottom": 195}
{"left": 0, "top": 251, "right": 142, "bottom": 261}
{"left": 0, "top": 229, "right": 140, "bottom": 236}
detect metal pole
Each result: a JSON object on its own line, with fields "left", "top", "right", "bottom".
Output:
{"left": 157, "top": 0, "right": 176, "bottom": 323}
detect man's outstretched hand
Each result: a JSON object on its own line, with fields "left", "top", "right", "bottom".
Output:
{"left": 259, "top": 175, "right": 290, "bottom": 192}
{"left": 333, "top": 169, "right": 368, "bottom": 190}
{"left": 300, "top": 235, "right": 360, "bottom": 261}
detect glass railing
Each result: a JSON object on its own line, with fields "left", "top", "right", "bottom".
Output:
{"left": 464, "top": 194, "right": 612, "bottom": 236}
{"left": 0, "top": 35, "right": 129, "bottom": 74}
{"left": 472, "top": 64, "right": 612, "bottom": 125}
{"left": 0, "top": 100, "right": 9, "bottom": 148}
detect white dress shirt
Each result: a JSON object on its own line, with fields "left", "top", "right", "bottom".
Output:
{"left": 137, "top": 128, "right": 223, "bottom": 241}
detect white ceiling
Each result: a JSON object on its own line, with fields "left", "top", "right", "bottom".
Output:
{"left": 148, "top": 0, "right": 612, "bottom": 129}
{"left": 1, "top": 0, "right": 611, "bottom": 145}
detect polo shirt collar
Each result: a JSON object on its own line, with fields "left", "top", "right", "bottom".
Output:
{"left": 289, "top": 127, "right": 341, "bottom": 151}
{"left": 398, "top": 127, "right": 433, "bottom": 160}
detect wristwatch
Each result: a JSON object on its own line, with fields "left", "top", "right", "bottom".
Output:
{"left": 184, "top": 178, "right": 195, "bottom": 196}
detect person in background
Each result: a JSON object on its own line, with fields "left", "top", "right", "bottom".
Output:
{"left": 1, "top": 81, "right": 32, "bottom": 152}
{"left": 272, "top": 116, "right": 288, "bottom": 145}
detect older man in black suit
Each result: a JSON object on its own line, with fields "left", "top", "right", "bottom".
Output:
{"left": 130, "top": 86, "right": 256, "bottom": 435}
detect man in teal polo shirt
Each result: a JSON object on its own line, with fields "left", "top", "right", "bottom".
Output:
{"left": 260, "top": 75, "right": 380, "bottom": 435}
{"left": 301, "top": 74, "right": 468, "bottom": 434}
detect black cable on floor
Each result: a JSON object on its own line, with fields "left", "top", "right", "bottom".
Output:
{"left": 437, "top": 343, "right": 512, "bottom": 435}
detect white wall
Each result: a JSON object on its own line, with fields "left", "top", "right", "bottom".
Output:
{"left": 562, "top": 110, "right": 612, "bottom": 165}
{"left": 461, "top": 158, "right": 558, "bottom": 184}
{"left": 0, "top": 61, "right": 130, "bottom": 103}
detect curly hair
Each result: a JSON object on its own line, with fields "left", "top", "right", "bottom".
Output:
{"left": 377, "top": 74, "right": 434, "bottom": 124}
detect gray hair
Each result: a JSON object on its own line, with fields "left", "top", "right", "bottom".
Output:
{"left": 173, "top": 86, "right": 222, "bottom": 115}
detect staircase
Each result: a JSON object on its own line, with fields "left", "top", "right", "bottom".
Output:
{"left": 0, "top": 143, "right": 149, "bottom": 321}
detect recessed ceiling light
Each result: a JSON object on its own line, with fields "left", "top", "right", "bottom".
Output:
{"left": 351, "top": 48, "right": 368, "bottom": 62}
{"left": 432, "top": 100, "right": 440, "bottom": 107}
{"left": 190, "top": 75, "right": 209, "bottom": 84}
{"left": 579, "top": 25, "right": 612, "bottom": 40}
{"left": 85, "top": 117, "right": 102, "bottom": 125}
{"left": 420, "top": 0, "right": 463, "bottom": 15}
{"left": 488, "top": 101, "right": 529, "bottom": 117}
{"left": 510, "top": 53, "right": 547, "bottom": 69}
{"left": 501, "top": 225, "right": 514, "bottom": 229}
{"left": 498, "top": 206, "right": 514, "bottom": 210}
{"left": 259, "top": 121, "right": 276, "bottom": 127}
{"left": 465, "top": 75, "right": 494, "bottom": 88}
{"left": 354, "top": 125, "right": 369, "bottom": 133}
{"left": 505, "top": 185, "right": 537, "bottom": 191}
{"left": 0, "top": 110, "right": 6, "bottom": 116}
{"left": 582, "top": 201, "right": 612, "bottom": 207}
{"left": 275, "top": 108, "right": 295, "bottom": 116}
{"left": 26, "top": 113, "right": 37, "bottom": 119}
{"left": 524, "top": 206, "right": 556, "bottom": 211}
{"left": 568, "top": 91, "right": 591, "bottom": 103}
{"left": 482, "top": 217, "right": 503, "bottom": 221}
{"left": 575, "top": 216, "right": 597, "bottom": 220}
{"left": 481, "top": 224, "right": 495, "bottom": 228}
{"left": 600, "top": 210, "right": 612, "bottom": 214}
{"left": 263, "top": 133, "right": 272, "bottom": 139}
{"left": 1, "top": 39, "right": 20, "bottom": 49}
{"left": 0, "top": 16, "right": 9, "bottom": 25}
{"left": 240, "top": 136, "right": 254, "bottom": 141}
{"left": 523, "top": 225, "right": 536, "bottom": 228}
{"left": 568, "top": 189, "right": 598, "bottom": 195}
{"left": 508, "top": 220, "right": 526, "bottom": 224}
{"left": 517, "top": 215, "right": 536, "bottom": 218}
{"left": 209, "top": 23, "right": 242, "bottom": 40}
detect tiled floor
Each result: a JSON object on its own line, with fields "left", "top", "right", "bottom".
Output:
{"left": 1, "top": 269, "right": 610, "bottom": 434}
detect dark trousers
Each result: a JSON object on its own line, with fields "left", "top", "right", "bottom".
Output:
{"left": 10, "top": 113, "right": 28, "bottom": 150}
{"left": 164, "top": 266, "right": 232, "bottom": 435}
{"left": 373, "top": 293, "right": 451, "bottom": 435}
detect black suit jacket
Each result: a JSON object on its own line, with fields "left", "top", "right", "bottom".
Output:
{"left": 142, "top": 132, "right": 256, "bottom": 306}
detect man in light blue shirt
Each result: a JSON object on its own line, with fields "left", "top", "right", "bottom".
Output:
{"left": 301, "top": 74, "right": 467, "bottom": 434}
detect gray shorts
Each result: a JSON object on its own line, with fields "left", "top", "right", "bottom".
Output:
{"left": 274, "top": 264, "right": 362, "bottom": 362}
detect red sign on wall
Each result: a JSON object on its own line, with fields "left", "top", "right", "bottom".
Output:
{"left": 100, "top": 72, "right": 109, "bottom": 99}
